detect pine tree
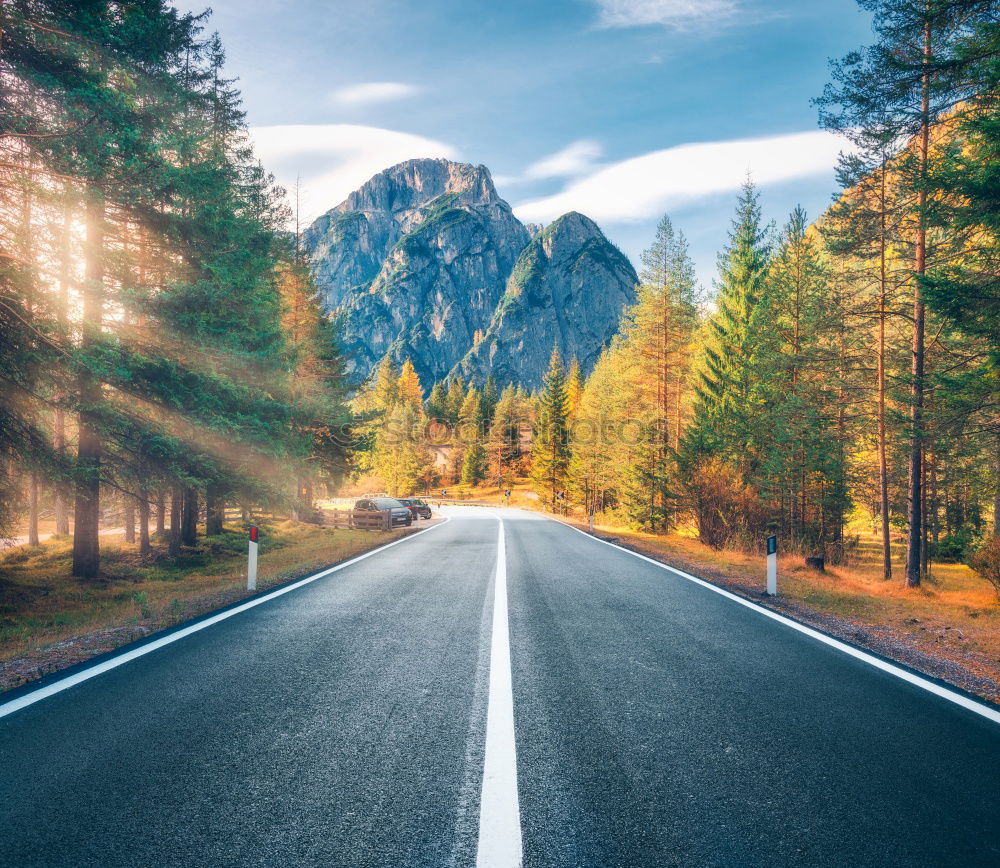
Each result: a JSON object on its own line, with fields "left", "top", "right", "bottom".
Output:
{"left": 456, "top": 386, "right": 485, "bottom": 485}
{"left": 816, "top": 0, "right": 996, "bottom": 584}
{"left": 604, "top": 213, "right": 702, "bottom": 530}
{"left": 426, "top": 381, "right": 448, "bottom": 421}
{"left": 0, "top": 3, "right": 354, "bottom": 573}
{"left": 0, "top": 0, "right": 206, "bottom": 575}
{"left": 446, "top": 377, "right": 466, "bottom": 424}
{"left": 634, "top": 214, "right": 700, "bottom": 449}
{"left": 398, "top": 359, "right": 423, "bottom": 410}
{"left": 278, "top": 251, "right": 355, "bottom": 514}
{"left": 487, "top": 385, "right": 523, "bottom": 486}
{"left": 461, "top": 440, "right": 487, "bottom": 485}
{"left": 565, "top": 359, "right": 584, "bottom": 422}
{"left": 683, "top": 179, "right": 772, "bottom": 486}
{"left": 757, "top": 207, "right": 848, "bottom": 553}
{"left": 568, "top": 349, "right": 622, "bottom": 521}
{"left": 820, "top": 131, "right": 904, "bottom": 578}
{"left": 530, "top": 347, "right": 571, "bottom": 509}
{"left": 374, "top": 403, "right": 427, "bottom": 496}
{"left": 459, "top": 386, "right": 483, "bottom": 437}
{"left": 922, "top": 12, "right": 1000, "bottom": 538}
{"left": 372, "top": 356, "right": 400, "bottom": 412}
{"left": 481, "top": 374, "right": 499, "bottom": 427}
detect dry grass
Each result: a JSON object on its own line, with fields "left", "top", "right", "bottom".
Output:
{"left": 0, "top": 520, "right": 418, "bottom": 666}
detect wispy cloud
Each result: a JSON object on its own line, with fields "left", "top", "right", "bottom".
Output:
{"left": 495, "top": 139, "right": 603, "bottom": 188}
{"left": 525, "top": 139, "right": 603, "bottom": 180}
{"left": 593, "top": 0, "right": 740, "bottom": 30}
{"left": 250, "top": 124, "right": 457, "bottom": 222}
{"left": 328, "top": 81, "right": 422, "bottom": 107}
{"left": 513, "top": 130, "right": 847, "bottom": 224}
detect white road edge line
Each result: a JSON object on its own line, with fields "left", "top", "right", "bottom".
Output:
{"left": 477, "top": 519, "right": 524, "bottom": 868}
{"left": 554, "top": 517, "right": 1000, "bottom": 727}
{"left": 0, "top": 517, "right": 451, "bottom": 721}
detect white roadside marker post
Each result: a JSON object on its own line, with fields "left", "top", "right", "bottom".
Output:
{"left": 766, "top": 534, "right": 777, "bottom": 596}
{"left": 247, "top": 525, "right": 259, "bottom": 591}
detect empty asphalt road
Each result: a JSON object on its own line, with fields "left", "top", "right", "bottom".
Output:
{"left": 1, "top": 507, "right": 998, "bottom": 867}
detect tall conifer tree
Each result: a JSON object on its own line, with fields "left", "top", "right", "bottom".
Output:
{"left": 530, "top": 346, "right": 571, "bottom": 509}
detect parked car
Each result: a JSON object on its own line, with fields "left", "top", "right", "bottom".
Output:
{"left": 398, "top": 498, "right": 432, "bottom": 520}
{"left": 353, "top": 497, "right": 412, "bottom": 528}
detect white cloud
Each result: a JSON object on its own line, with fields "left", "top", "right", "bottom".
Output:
{"left": 494, "top": 139, "right": 602, "bottom": 190}
{"left": 594, "top": 0, "right": 740, "bottom": 29}
{"left": 250, "top": 124, "right": 457, "bottom": 223}
{"left": 524, "top": 139, "right": 603, "bottom": 181}
{"left": 513, "top": 130, "right": 847, "bottom": 224}
{"left": 328, "top": 81, "right": 422, "bottom": 107}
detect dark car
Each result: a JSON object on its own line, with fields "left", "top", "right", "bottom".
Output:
{"left": 398, "top": 498, "right": 432, "bottom": 520}
{"left": 353, "top": 497, "right": 412, "bottom": 528}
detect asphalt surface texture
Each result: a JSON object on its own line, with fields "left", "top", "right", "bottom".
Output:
{"left": 1, "top": 506, "right": 998, "bottom": 867}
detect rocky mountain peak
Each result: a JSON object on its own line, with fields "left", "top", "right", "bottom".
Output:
{"left": 301, "top": 159, "right": 517, "bottom": 312}
{"left": 336, "top": 158, "right": 501, "bottom": 221}
{"left": 302, "top": 160, "right": 638, "bottom": 389}
{"left": 536, "top": 211, "right": 604, "bottom": 251}
{"left": 450, "top": 211, "right": 637, "bottom": 387}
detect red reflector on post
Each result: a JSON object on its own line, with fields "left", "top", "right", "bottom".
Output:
{"left": 250, "top": 525, "right": 258, "bottom": 542}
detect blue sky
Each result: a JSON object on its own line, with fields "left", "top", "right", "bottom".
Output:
{"left": 180, "top": 0, "right": 874, "bottom": 288}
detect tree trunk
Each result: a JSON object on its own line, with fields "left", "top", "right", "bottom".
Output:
{"left": 138, "top": 488, "right": 151, "bottom": 557}
{"left": 53, "top": 407, "right": 69, "bottom": 535}
{"left": 168, "top": 489, "right": 182, "bottom": 556}
{"left": 71, "top": 190, "right": 105, "bottom": 580}
{"left": 921, "top": 448, "right": 930, "bottom": 579}
{"left": 156, "top": 491, "right": 165, "bottom": 535}
{"left": 834, "top": 297, "right": 847, "bottom": 553}
{"left": 28, "top": 473, "right": 39, "bottom": 546}
{"left": 181, "top": 487, "right": 198, "bottom": 546}
{"left": 19, "top": 156, "right": 40, "bottom": 550}
{"left": 124, "top": 499, "right": 135, "bottom": 544}
{"left": 943, "top": 473, "right": 952, "bottom": 537}
{"left": 905, "top": 19, "right": 931, "bottom": 589}
{"left": 929, "top": 449, "right": 939, "bottom": 547}
{"left": 205, "top": 484, "right": 224, "bottom": 536}
{"left": 878, "top": 162, "right": 892, "bottom": 580}
{"left": 994, "top": 432, "right": 1000, "bottom": 537}
{"left": 54, "top": 195, "right": 72, "bottom": 537}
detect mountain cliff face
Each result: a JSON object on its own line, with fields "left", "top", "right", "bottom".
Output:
{"left": 451, "top": 212, "right": 638, "bottom": 386}
{"left": 302, "top": 160, "right": 526, "bottom": 312}
{"left": 302, "top": 158, "right": 637, "bottom": 388}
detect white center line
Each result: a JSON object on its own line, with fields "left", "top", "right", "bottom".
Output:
{"left": 477, "top": 519, "right": 523, "bottom": 868}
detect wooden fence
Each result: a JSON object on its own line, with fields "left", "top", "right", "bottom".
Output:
{"left": 321, "top": 509, "right": 391, "bottom": 532}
